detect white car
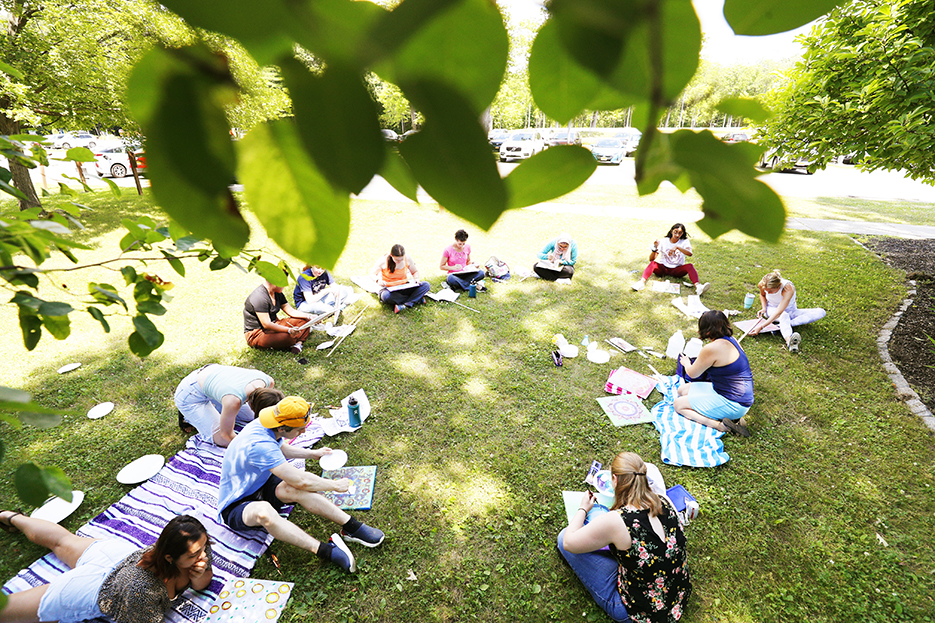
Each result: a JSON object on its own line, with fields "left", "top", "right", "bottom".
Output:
{"left": 499, "top": 130, "right": 545, "bottom": 162}
{"left": 50, "top": 131, "right": 98, "bottom": 150}
{"left": 94, "top": 146, "right": 146, "bottom": 178}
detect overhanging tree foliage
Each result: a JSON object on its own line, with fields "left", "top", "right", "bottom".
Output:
{"left": 757, "top": 0, "right": 935, "bottom": 180}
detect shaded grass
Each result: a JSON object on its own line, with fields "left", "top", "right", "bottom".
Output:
{"left": 1, "top": 191, "right": 933, "bottom": 622}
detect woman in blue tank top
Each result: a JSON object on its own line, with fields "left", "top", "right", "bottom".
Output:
{"left": 674, "top": 310, "right": 754, "bottom": 437}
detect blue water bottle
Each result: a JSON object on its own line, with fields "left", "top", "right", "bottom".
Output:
{"left": 468, "top": 282, "right": 477, "bottom": 298}
{"left": 347, "top": 396, "right": 361, "bottom": 428}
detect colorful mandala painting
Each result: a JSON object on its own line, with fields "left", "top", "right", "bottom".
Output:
{"left": 204, "top": 578, "right": 294, "bottom": 622}
{"left": 596, "top": 395, "right": 653, "bottom": 426}
{"left": 321, "top": 465, "right": 377, "bottom": 510}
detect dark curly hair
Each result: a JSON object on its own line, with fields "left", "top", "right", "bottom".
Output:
{"left": 698, "top": 310, "right": 732, "bottom": 340}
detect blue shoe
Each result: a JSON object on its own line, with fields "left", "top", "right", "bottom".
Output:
{"left": 328, "top": 533, "right": 356, "bottom": 572}
{"left": 341, "top": 522, "right": 385, "bottom": 548}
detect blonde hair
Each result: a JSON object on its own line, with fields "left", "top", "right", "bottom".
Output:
{"left": 759, "top": 269, "right": 783, "bottom": 290}
{"left": 610, "top": 452, "right": 663, "bottom": 516}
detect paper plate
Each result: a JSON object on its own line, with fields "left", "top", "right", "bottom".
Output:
{"left": 116, "top": 454, "right": 165, "bottom": 484}
{"left": 57, "top": 363, "right": 81, "bottom": 374}
{"left": 587, "top": 349, "right": 610, "bottom": 364}
{"left": 31, "top": 490, "right": 84, "bottom": 523}
{"left": 87, "top": 401, "right": 115, "bottom": 419}
{"left": 559, "top": 344, "right": 579, "bottom": 358}
{"left": 316, "top": 340, "right": 335, "bottom": 350}
{"left": 319, "top": 449, "right": 348, "bottom": 471}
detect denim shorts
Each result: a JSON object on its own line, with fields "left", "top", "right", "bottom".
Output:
{"left": 221, "top": 474, "right": 286, "bottom": 532}
{"left": 37, "top": 539, "right": 137, "bottom": 623}
{"left": 687, "top": 382, "right": 751, "bottom": 421}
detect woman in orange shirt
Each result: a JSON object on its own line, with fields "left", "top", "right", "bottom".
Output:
{"left": 371, "top": 244, "right": 431, "bottom": 314}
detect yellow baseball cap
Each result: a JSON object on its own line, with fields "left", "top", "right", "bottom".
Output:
{"left": 259, "top": 396, "right": 311, "bottom": 429}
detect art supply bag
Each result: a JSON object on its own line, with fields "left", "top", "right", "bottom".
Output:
{"left": 676, "top": 356, "right": 708, "bottom": 383}
{"left": 484, "top": 256, "right": 511, "bottom": 281}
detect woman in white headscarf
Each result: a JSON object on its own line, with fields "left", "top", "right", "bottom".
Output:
{"left": 533, "top": 233, "right": 577, "bottom": 281}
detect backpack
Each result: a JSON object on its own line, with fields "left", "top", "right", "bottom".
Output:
{"left": 484, "top": 256, "right": 511, "bottom": 281}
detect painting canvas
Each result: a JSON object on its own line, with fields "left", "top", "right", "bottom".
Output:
{"left": 320, "top": 465, "right": 377, "bottom": 510}
{"left": 596, "top": 395, "right": 653, "bottom": 426}
{"left": 204, "top": 578, "right": 294, "bottom": 623}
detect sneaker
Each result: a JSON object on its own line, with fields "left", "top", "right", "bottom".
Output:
{"left": 474, "top": 282, "right": 486, "bottom": 292}
{"left": 631, "top": 280, "right": 645, "bottom": 291}
{"left": 327, "top": 533, "right": 356, "bottom": 572}
{"left": 695, "top": 282, "right": 711, "bottom": 296}
{"left": 394, "top": 304, "right": 404, "bottom": 314}
{"left": 290, "top": 343, "right": 303, "bottom": 354}
{"left": 788, "top": 332, "right": 801, "bottom": 354}
{"left": 722, "top": 419, "right": 751, "bottom": 437}
{"left": 341, "top": 522, "right": 385, "bottom": 548}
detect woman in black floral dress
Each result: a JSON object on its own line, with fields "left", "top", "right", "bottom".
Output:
{"left": 558, "top": 452, "right": 692, "bottom": 622}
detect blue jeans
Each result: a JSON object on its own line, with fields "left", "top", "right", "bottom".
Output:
{"left": 445, "top": 269, "right": 486, "bottom": 291}
{"left": 557, "top": 529, "right": 630, "bottom": 622}
{"left": 379, "top": 281, "right": 431, "bottom": 308}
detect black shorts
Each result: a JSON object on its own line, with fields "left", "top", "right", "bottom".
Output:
{"left": 220, "top": 474, "right": 285, "bottom": 532}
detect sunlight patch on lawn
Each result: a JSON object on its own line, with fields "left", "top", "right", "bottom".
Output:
{"left": 461, "top": 377, "right": 491, "bottom": 400}
{"left": 449, "top": 318, "right": 480, "bottom": 347}
{"left": 391, "top": 352, "right": 442, "bottom": 385}
{"left": 521, "top": 308, "right": 562, "bottom": 342}
{"left": 449, "top": 352, "right": 498, "bottom": 373}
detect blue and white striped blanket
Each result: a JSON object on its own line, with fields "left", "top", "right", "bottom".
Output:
{"left": 2, "top": 424, "right": 324, "bottom": 622}
{"left": 651, "top": 376, "right": 730, "bottom": 468}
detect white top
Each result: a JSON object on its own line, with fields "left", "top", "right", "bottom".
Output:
{"left": 657, "top": 238, "right": 692, "bottom": 268}
{"left": 766, "top": 278, "right": 797, "bottom": 313}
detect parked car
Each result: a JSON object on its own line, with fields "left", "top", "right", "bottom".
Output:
{"left": 94, "top": 146, "right": 146, "bottom": 178}
{"left": 499, "top": 130, "right": 545, "bottom": 162}
{"left": 722, "top": 132, "right": 749, "bottom": 144}
{"left": 613, "top": 128, "right": 642, "bottom": 156}
{"left": 51, "top": 131, "right": 98, "bottom": 150}
{"left": 590, "top": 138, "right": 627, "bottom": 165}
{"left": 381, "top": 129, "right": 400, "bottom": 142}
{"left": 547, "top": 129, "right": 581, "bottom": 147}
{"left": 488, "top": 129, "right": 510, "bottom": 151}
{"left": 757, "top": 147, "right": 815, "bottom": 174}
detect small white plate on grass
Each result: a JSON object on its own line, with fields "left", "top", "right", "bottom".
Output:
{"left": 319, "top": 449, "right": 348, "bottom": 471}
{"left": 31, "top": 490, "right": 84, "bottom": 523}
{"left": 316, "top": 340, "right": 335, "bottom": 350}
{"left": 87, "top": 402, "right": 115, "bottom": 419}
{"left": 57, "top": 363, "right": 81, "bottom": 374}
{"left": 116, "top": 454, "right": 165, "bottom": 484}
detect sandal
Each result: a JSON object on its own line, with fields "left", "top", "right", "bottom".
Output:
{"left": 0, "top": 510, "right": 24, "bottom": 533}
{"left": 722, "top": 419, "right": 751, "bottom": 437}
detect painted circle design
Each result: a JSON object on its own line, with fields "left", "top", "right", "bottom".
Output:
{"left": 209, "top": 605, "right": 219, "bottom": 614}
{"left": 608, "top": 398, "right": 642, "bottom": 419}
{"left": 279, "top": 584, "right": 290, "bottom": 593}
{"left": 221, "top": 601, "right": 232, "bottom": 610}
{"left": 266, "top": 608, "right": 279, "bottom": 619}
{"left": 234, "top": 580, "right": 245, "bottom": 588}
{"left": 266, "top": 592, "right": 280, "bottom": 603}
{"left": 252, "top": 583, "right": 264, "bottom": 593}
{"left": 236, "top": 589, "right": 246, "bottom": 598}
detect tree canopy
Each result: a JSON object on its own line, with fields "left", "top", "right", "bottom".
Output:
{"left": 757, "top": 0, "right": 935, "bottom": 180}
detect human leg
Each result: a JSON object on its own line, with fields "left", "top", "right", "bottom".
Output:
{"left": 534, "top": 264, "right": 560, "bottom": 280}
{"left": 297, "top": 299, "right": 336, "bottom": 315}
{"left": 173, "top": 371, "right": 222, "bottom": 440}
{"left": 673, "top": 395, "right": 729, "bottom": 432}
{"left": 0, "top": 511, "right": 97, "bottom": 569}
{"left": 402, "top": 281, "right": 431, "bottom": 307}
{"left": 245, "top": 318, "right": 309, "bottom": 351}
{"left": 446, "top": 273, "right": 472, "bottom": 291}
{"left": 789, "top": 307, "right": 826, "bottom": 327}
{"left": 556, "top": 529, "right": 631, "bottom": 622}
{"left": 559, "top": 265, "right": 575, "bottom": 280}
{"left": 640, "top": 261, "right": 659, "bottom": 281}
{"left": 1, "top": 584, "right": 49, "bottom": 622}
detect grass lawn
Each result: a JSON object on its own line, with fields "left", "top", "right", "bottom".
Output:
{"left": 1, "top": 188, "right": 934, "bottom": 623}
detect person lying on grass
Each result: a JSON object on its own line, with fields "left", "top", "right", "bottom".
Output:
{"left": 675, "top": 310, "right": 754, "bottom": 437}
{"left": 746, "top": 269, "right": 826, "bottom": 354}
{"left": 174, "top": 363, "right": 284, "bottom": 447}
{"left": 557, "top": 452, "right": 692, "bottom": 623}
{"left": 217, "top": 396, "right": 384, "bottom": 574}
{"left": 631, "top": 223, "right": 710, "bottom": 296}
{"left": 0, "top": 513, "right": 212, "bottom": 623}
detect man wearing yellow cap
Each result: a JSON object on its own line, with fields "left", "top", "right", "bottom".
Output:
{"left": 217, "top": 396, "right": 384, "bottom": 572}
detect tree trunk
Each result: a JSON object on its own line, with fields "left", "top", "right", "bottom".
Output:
{"left": 0, "top": 112, "right": 42, "bottom": 210}
{"left": 480, "top": 107, "right": 492, "bottom": 133}
{"left": 590, "top": 111, "right": 598, "bottom": 128}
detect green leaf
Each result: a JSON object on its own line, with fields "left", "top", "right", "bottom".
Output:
{"left": 127, "top": 46, "right": 249, "bottom": 252}
{"left": 0, "top": 387, "right": 30, "bottom": 403}
{"left": 28, "top": 219, "right": 70, "bottom": 234}
{"left": 10, "top": 291, "right": 42, "bottom": 311}
{"left": 724, "top": 0, "right": 844, "bottom": 36}
{"left": 40, "top": 465, "right": 72, "bottom": 501}
{"left": 87, "top": 307, "right": 111, "bottom": 332}
{"left": 131, "top": 314, "right": 164, "bottom": 347}
{"left": 670, "top": 131, "right": 786, "bottom": 242}
{"left": 136, "top": 300, "right": 167, "bottom": 316}
{"left": 17, "top": 411, "right": 63, "bottom": 428}
{"left": 0, "top": 59, "right": 24, "bottom": 79}
{"left": 398, "top": 81, "right": 507, "bottom": 230}
{"left": 254, "top": 260, "right": 289, "bottom": 287}
{"left": 280, "top": 58, "right": 384, "bottom": 194}
{"left": 160, "top": 251, "right": 186, "bottom": 277}
{"left": 121, "top": 265, "right": 138, "bottom": 285}
{"left": 237, "top": 120, "right": 350, "bottom": 269}
{"left": 37, "top": 301, "right": 73, "bottom": 317}
{"left": 129, "top": 329, "right": 164, "bottom": 357}
{"left": 0, "top": 178, "right": 29, "bottom": 201}
{"left": 716, "top": 97, "right": 772, "bottom": 124}
{"left": 41, "top": 314, "right": 71, "bottom": 340}
{"left": 15, "top": 463, "right": 54, "bottom": 507}
{"left": 57, "top": 182, "right": 78, "bottom": 198}
{"left": 209, "top": 256, "right": 231, "bottom": 271}
{"left": 18, "top": 308, "right": 41, "bottom": 350}
{"left": 62, "top": 147, "right": 96, "bottom": 163}
{"left": 505, "top": 146, "right": 597, "bottom": 209}
{"left": 102, "top": 176, "right": 121, "bottom": 198}
{"left": 174, "top": 235, "right": 201, "bottom": 251}
{"left": 158, "top": 0, "right": 295, "bottom": 65}
{"left": 529, "top": 19, "right": 604, "bottom": 124}
{"left": 293, "top": 0, "right": 387, "bottom": 65}
{"left": 89, "top": 283, "right": 128, "bottom": 309}
{"left": 384, "top": 0, "right": 509, "bottom": 113}
{"left": 379, "top": 150, "right": 419, "bottom": 203}
{"left": 550, "top": 0, "right": 630, "bottom": 78}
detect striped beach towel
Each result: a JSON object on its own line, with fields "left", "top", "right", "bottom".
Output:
{"left": 2, "top": 424, "right": 324, "bottom": 623}
{"left": 651, "top": 375, "right": 730, "bottom": 468}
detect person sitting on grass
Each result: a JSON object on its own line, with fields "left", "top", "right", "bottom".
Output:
{"left": 217, "top": 396, "right": 385, "bottom": 574}
{"left": 533, "top": 233, "right": 577, "bottom": 281}
{"left": 557, "top": 452, "right": 692, "bottom": 623}
{"left": 746, "top": 269, "right": 826, "bottom": 354}
{"left": 632, "top": 223, "right": 710, "bottom": 296}
{"left": 293, "top": 264, "right": 358, "bottom": 315}
{"left": 371, "top": 243, "right": 431, "bottom": 314}
{"left": 0, "top": 513, "right": 212, "bottom": 623}
{"left": 440, "top": 229, "right": 486, "bottom": 291}
{"left": 675, "top": 310, "right": 754, "bottom": 437}
{"left": 174, "top": 364, "right": 284, "bottom": 447}
{"left": 244, "top": 279, "right": 320, "bottom": 354}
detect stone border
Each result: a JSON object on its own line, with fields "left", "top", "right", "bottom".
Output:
{"left": 876, "top": 280, "right": 935, "bottom": 433}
